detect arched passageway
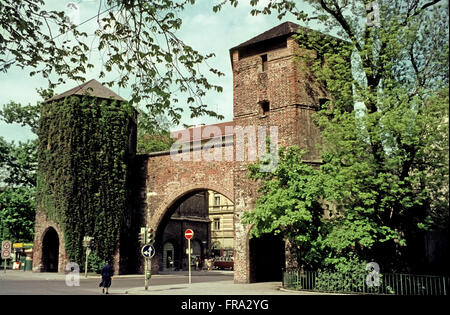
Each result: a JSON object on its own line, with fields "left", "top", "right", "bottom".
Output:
{"left": 42, "top": 227, "right": 59, "bottom": 272}
{"left": 153, "top": 188, "right": 234, "bottom": 273}
{"left": 249, "top": 233, "right": 285, "bottom": 282}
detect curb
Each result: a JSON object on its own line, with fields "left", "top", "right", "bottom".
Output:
{"left": 278, "top": 286, "right": 350, "bottom": 295}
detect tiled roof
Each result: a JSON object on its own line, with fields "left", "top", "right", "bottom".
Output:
{"left": 230, "top": 21, "right": 300, "bottom": 51}
{"left": 171, "top": 121, "right": 235, "bottom": 143}
{"left": 45, "top": 79, "right": 126, "bottom": 102}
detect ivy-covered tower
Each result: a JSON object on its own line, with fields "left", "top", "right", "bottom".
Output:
{"left": 32, "top": 79, "right": 137, "bottom": 274}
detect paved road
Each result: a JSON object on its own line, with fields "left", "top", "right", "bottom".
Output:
{"left": 0, "top": 270, "right": 314, "bottom": 295}
{"left": 0, "top": 270, "right": 232, "bottom": 295}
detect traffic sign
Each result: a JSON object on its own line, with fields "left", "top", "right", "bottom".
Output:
{"left": 185, "top": 229, "right": 194, "bottom": 240}
{"left": 141, "top": 244, "right": 155, "bottom": 258}
{"left": 1, "top": 240, "right": 12, "bottom": 259}
{"left": 184, "top": 230, "right": 194, "bottom": 284}
{"left": 2, "top": 249, "right": 10, "bottom": 258}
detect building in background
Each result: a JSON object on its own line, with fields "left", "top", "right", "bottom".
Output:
{"left": 208, "top": 191, "right": 234, "bottom": 257}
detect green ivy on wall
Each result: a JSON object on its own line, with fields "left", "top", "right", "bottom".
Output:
{"left": 37, "top": 95, "right": 134, "bottom": 264}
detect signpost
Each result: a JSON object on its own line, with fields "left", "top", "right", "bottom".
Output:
{"left": 2, "top": 240, "right": 12, "bottom": 273}
{"left": 140, "top": 226, "right": 155, "bottom": 290}
{"left": 82, "top": 236, "right": 94, "bottom": 278}
{"left": 185, "top": 229, "right": 194, "bottom": 284}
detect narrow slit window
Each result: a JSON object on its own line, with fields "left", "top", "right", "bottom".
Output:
{"left": 261, "top": 54, "right": 268, "bottom": 72}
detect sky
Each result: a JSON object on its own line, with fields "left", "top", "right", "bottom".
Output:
{"left": 0, "top": 0, "right": 320, "bottom": 143}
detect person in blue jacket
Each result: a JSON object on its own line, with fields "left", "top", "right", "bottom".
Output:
{"left": 100, "top": 260, "right": 114, "bottom": 294}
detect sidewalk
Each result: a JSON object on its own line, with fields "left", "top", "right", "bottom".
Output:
{"left": 123, "top": 280, "right": 321, "bottom": 295}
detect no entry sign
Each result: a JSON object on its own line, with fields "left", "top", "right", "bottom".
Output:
{"left": 184, "top": 229, "right": 194, "bottom": 285}
{"left": 185, "top": 229, "right": 194, "bottom": 240}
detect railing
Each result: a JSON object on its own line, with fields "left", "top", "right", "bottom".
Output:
{"left": 282, "top": 269, "right": 449, "bottom": 295}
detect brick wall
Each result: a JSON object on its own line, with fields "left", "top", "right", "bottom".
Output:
{"left": 138, "top": 147, "right": 235, "bottom": 273}
{"left": 231, "top": 35, "right": 325, "bottom": 283}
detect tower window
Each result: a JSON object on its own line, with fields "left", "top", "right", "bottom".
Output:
{"left": 261, "top": 54, "right": 268, "bottom": 72}
{"left": 260, "top": 101, "right": 270, "bottom": 115}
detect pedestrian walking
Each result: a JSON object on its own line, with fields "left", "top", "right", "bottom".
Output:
{"left": 99, "top": 260, "right": 114, "bottom": 294}
{"left": 197, "top": 256, "right": 202, "bottom": 270}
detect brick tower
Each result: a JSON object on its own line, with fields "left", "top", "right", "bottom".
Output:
{"left": 230, "top": 22, "right": 329, "bottom": 283}
{"left": 32, "top": 79, "right": 137, "bottom": 274}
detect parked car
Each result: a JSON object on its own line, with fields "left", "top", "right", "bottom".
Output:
{"left": 213, "top": 256, "right": 234, "bottom": 270}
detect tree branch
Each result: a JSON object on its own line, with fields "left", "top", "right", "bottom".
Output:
{"left": 402, "top": 0, "right": 443, "bottom": 25}
{"left": 319, "top": 0, "right": 362, "bottom": 51}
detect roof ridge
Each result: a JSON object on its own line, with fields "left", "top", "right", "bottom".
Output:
{"left": 231, "top": 21, "right": 300, "bottom": 50}
{"left": 45, "top": 79, "right": 125, "bottom": 102}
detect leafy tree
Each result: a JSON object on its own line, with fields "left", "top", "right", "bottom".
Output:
{"left": 243, "top": 146, "right": 325, "bottom": 270}
{"left": 0, "top": 89, "right": 53, "bottom": 242}
{"left": 0, "top": 139, "right": 37, "bottom": 188}
{"left": 136, "top": 110, "right": 175, "bottom": 154}
{"left": 0, "top": 138, "right": 37, "bottom": 242}
{"left": 0, "top": 186, "right": 35, "bottom": 242}
{"left": 1, "top": 0, "right": 224, "bottom": 124}
{"left": 238, "top": 0, "right": 449, "bottom": 273}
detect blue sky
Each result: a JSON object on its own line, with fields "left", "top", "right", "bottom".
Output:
{"left": 0, "top": 0, "right": 319, "bottom": 142}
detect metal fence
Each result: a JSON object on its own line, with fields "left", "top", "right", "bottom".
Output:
{"left": 282, "top": 269, "right": 449, "bottom": 295}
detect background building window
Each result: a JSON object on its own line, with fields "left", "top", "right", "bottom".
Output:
{"left": 214, "top": 218, "right": 221, "bottom": 231}
{"left": 214, "top": 195, "right": 221, "bottom": 206}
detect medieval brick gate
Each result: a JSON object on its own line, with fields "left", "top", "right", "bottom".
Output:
{"left": 33, "top": 22, "right": 328, "bottom": 283}
{"left": 135, "top": 21, "right": 326, "bottom": 283}
{"left": 138, "top": 138, "right": 235, "bottom": 274}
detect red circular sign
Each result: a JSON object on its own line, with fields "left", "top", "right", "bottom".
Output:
{"left": 184, "top": 229, "right": 194, "bottom": 240}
